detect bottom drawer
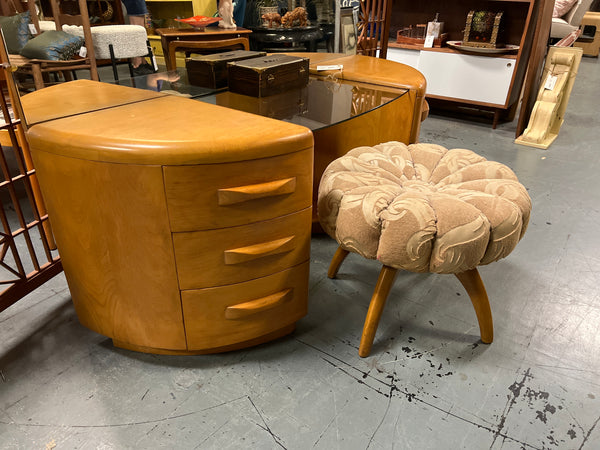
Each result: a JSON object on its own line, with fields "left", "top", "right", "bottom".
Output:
{"left": 182, "top": 261, "right": 309, "bottom": 350}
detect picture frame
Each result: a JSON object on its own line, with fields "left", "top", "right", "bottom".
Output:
{"left": 338, "top": 6, "right": 358, "bottom": 54}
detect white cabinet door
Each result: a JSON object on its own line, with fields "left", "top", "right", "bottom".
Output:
{"left": 386, "top": 47, "right": 421, "bottom": 68}
{"left": 418, "top": 51, "right": 516, "bottom": 106}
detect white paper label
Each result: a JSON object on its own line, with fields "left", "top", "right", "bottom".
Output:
{"left": 544, "top": 75, "right": 557, "bottom": 90}
{"left": 424, "top": 35, "right": 435, "bottom": 48}
{"left": 79, "top": 46, "right": 87, "bottom": 58}
{"left": 28, "top": 24, "right": 37, "bottom": 35}
{"left": 316, "top": 65, "right": 343, "bottom": 71}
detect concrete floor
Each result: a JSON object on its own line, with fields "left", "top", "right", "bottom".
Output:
{"left": 1, "top": 56, "right": 599, "bottom": 449}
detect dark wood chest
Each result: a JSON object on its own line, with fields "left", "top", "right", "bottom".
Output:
{"left": 227, "top": 54, "right": 309, "bottom": 97}
{"left": 186, "top": 50, "right": 266, "bottom": 89}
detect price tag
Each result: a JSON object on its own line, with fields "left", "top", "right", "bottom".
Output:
{"left": 424, "top": 35, "right": 434, "bottom": 48}
{"left": 28, "top": 24, "right": 37, "bottom": 35}
{"left": 316, "top": 65, "right": 343, "bottom": 71}
{"left": 79, "top": 46, "right": 87, "bottom": 58}
{"left": 544, "top": 75, "right": 557, "bottom": 90}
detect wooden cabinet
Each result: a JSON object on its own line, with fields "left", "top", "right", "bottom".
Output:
{"left": 386, "top": 0, "right": 540, "bottom": 126}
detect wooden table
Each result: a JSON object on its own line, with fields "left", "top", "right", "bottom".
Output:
{"left": 21, "top": 54, "right": 427, "bottom": 354}
{"left": 155, "top": 27, "right": 252, "bottom": 71}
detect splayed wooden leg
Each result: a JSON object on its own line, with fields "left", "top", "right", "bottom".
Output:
{"left": 455, "top": 268, "right": 494, "bottom": 344}
{"left": 359, "top": 265, "right": 398, "bottom": 357}
{"left": 327, "top": 246, "right": 350, "bottom": 279}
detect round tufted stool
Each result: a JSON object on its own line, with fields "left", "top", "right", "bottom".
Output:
{"left": 318, "top": 141, "right": 532, "bottom": 357}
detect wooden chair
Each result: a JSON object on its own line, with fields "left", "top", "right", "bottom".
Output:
{"left": 356, "top": 0, "right": 393, "bottom": 58}
{"left": 3, "top": 0, "right": 98, "bottom": 90}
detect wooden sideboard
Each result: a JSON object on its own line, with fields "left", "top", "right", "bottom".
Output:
{"left": 24, "top": 81, "right": 313, "bottom": 354}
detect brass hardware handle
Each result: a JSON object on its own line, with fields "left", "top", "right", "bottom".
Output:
{"left": 267, "top": 74, "right": 275, "bottom": 83}
{"left": 225, "top": 288, "right": 293, "bottom": 319}
{"left": 224, "top": 235, "right": 296, "bottom": 265}
{"left": 218, "top": 177, "right": 296, "bottom": 206}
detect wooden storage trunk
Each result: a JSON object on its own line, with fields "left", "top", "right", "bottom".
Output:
{"left": 227, "top": 54, "right": 309, "bottom": 97}
{"left": 186, "top": 50, "right": 266, "bottom": 89}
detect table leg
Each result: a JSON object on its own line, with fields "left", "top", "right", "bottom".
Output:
{"left": 161, "top": 36, "right": 176, "bottom": 72}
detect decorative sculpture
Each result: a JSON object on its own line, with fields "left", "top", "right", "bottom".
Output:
{"left": 515, "top": 47, "right": 583, "bottom": 149}
{"left": 218, "top": 0, "right": 237, "bottom": 29}
{"left": 281, "top": 7, "right": 308, "bottom": 28}
{"left": 261, "top": 12, "right": 282, "bottom": 28}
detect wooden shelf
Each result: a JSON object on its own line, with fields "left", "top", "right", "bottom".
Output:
{"left": 388, "top": 41, "right": 518, "bottom": 58}
{"left": 387, "top": 0, "right": 539, "bottom": 127}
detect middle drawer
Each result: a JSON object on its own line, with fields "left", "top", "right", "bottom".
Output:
{"left": 173, "top": 207, "right": 311, "bottom": 289}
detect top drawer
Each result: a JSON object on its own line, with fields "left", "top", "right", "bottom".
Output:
{"left": 163, "top": 148, "right": 313, "bottom": 231}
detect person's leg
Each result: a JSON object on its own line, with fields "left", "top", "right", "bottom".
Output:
{"left": 128, "top": 15, "right": 146, "bottom": 68}
{"left": 122, "top": 0, "right": 151, "bottom": 70}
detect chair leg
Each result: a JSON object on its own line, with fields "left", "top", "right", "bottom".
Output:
{"left": 31, "top": 65, "right": 45, "bottom": 90}
{"left": 327, "top": 246, "right": 349, "bottom": 278}
{"left": 359, "top": 265, "right": 398, "bottom": 357}
{"left": 109, "top": 44, "right": 119, "bottom": 81}
{"left": 455, "top": 268, "right": 494, "bottom": 344}
{"left": 146, "top": 40, "right": 157, "bottom": 72}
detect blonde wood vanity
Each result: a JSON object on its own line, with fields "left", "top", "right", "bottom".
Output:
{"left": 24, "top": 81, "right": 313, "bottom": 354}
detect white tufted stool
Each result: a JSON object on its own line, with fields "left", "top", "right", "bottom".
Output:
{"left": 63, "top": 24, "right": 154, "bottom": 80}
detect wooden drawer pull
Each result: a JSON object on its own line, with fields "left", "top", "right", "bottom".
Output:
{"left": 224, "top": 236, "right": 295, "bottom": 265}
{"left": 218, "top": 177, "right": 296, "bottom": 206}
{"left": 225, "top": 289, "right": 293, "bottom": 319}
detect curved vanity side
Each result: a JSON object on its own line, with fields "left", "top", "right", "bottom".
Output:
{"left": 31, "top": 150, "right": 187, "bottom": 350}
{"left": 297, "top": 53, "right": 427, "bottom": 144}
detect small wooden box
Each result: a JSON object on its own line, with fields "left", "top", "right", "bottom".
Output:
{"left": 227, "top": 54, "right": 309, "bottom": 98}
{"left": 186, "top": 50, "right": 267, "bottom": 89}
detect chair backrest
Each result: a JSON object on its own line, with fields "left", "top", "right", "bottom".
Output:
{"left": 0, "top": 0, "right": 40, "bottom": 33}
{"left": 357, "top": 0, "right": 392, "bottom": 58}
{"left": 48, "top": 0, "right": 96, "bottom": 64}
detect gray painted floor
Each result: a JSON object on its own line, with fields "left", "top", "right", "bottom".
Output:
{"left": 1, "top": 57, "right": 599, "bottom": 449}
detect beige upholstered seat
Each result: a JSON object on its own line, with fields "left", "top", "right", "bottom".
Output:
{"left": 318, "top": 141, "right": 531, "bottom": 357}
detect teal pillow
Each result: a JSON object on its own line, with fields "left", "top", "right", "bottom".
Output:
{"left": 0, "top": 11, "right": 31, "bottom": 54}
{"left": 20, "top": 30, "right": 84, "bottom": 60}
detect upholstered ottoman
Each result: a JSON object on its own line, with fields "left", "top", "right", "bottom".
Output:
{"left": 318, "top": 141, "right": 531, "bottom": 357}
{"left": 63, "top": 24, "right": 151, "bottom": 80}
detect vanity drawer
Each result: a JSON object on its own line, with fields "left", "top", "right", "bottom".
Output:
{"left": 173, "top": 207, "right": 311, "bottom": 289}
{"left": 182, "top": 261, "right": 309, "bottom": 350}
{"left": 164, "top": 148, "right": 313, "bottom": 232}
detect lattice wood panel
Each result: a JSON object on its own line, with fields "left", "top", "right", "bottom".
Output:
{"left": 0, "top": 54, "right": 62, "bottom": 312}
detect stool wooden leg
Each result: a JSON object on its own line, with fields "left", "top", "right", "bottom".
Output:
{"left": 327, "top": 246, "right": 350, "bottom": 278}
{"left": 359, "top": 265, "right": 398, "bottom": 357}
{"left": 455, "top": 268, "right": 494, "bottom": 344}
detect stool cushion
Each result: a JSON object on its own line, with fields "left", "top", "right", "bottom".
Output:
{"left": 63, "top": 24, "right": 148, "bottom": 59}
{"left": 318, "top": 142, "right": 531, "bottom": 274}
